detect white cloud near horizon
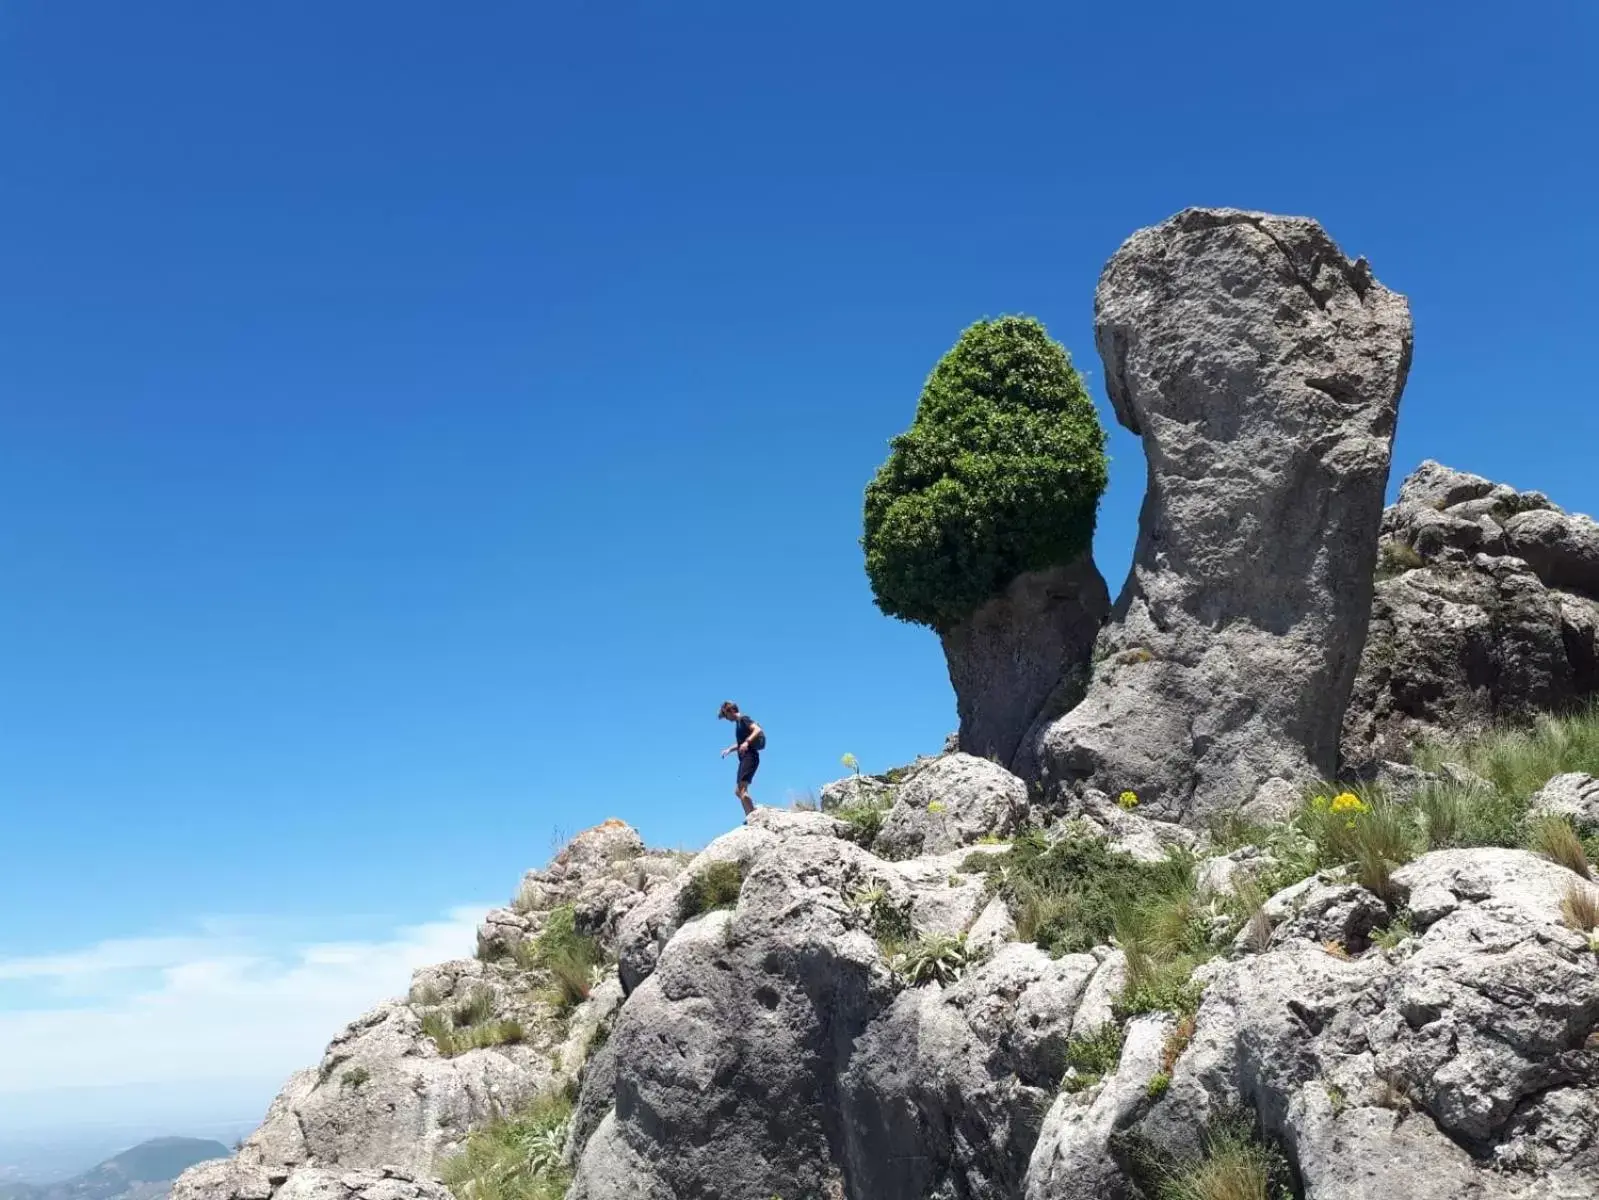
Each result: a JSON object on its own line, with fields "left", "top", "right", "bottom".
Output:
{"left": 0, "top": 905, "right": 490, "bottom": 1109}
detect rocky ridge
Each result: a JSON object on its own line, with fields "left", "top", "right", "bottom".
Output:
{"left": 174, "top": 207, "right": 1599, "bottom": 1200}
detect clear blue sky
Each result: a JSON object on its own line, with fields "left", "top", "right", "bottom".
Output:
{"left": 1, "top": 0, "right": 1596, "bottom": 1124}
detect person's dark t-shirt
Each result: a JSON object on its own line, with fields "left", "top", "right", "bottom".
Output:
{"left": 735, "top": 715, "right": 757, "bottom": 752}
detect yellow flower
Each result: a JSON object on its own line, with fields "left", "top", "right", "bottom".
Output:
{"left": 1331, "top": 792, "right": 1367, "bottom": 815}
{"left": 841, "top": 752, "right": 859, "bottom": 772}
{"left": 927, "top": 800, "right": 946, "bottom": 814}
{"left": 1311, "top": 795, "right": 1329, "bottom": 811}
{"left": 1117, "top": 790, "right": 1139, "bottom": 810}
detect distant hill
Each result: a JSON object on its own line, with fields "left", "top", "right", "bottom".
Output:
{"left": 0, "top": 1138, "right": 229, "bottom": 1200}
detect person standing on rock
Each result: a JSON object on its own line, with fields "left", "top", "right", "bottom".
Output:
{"left": 718, "top": 701, "right": 764, "bottom": 816}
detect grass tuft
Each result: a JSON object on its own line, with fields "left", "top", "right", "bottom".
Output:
{"left": 1562, "top": 881, "right": 1599, "bottom": 932}
{"left": 1528, "top": 815, "right": 1593, "bottom": 879}
{"left": 439, "top": 1090, "right": 573, "bottom": 1200}
{"left": 678, "top": 860, "right": 745, "bottom": 920}
{"left": 1155, "top": 1117, "right": 1290, "bottom": 1200}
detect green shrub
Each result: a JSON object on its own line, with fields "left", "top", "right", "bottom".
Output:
{"left": 439, "top": 1090, "right": 573, "bottom": 1200}
{"left": 679, "top": 860, "right": 745, "bottom": 920}
{"left": 835, "top": 801, "right": 887, "bottom": 846}
{"left": 1059, "top": 1023, "right": 1124, "bottom": 1091}
{"left": 974, "top": 832, "right": 1157, "bottom": 955}
{"left": 1372, "top": 917, "right": 1414, "bottom": 951}
{"left": 862, "top": 316, "right": 1108, "bottom": 631}
{"left": 340, "top": 1065, "right": 371, "bottom": 1090}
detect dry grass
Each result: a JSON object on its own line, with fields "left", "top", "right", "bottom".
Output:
{"left": 1157, "top": 1120, "right": 1283, "bottom": 1200}
{"left": 1561, "top": 881, "right": 1599, "bottom": 932}
{"left": 1162, "top": 1014, "right": 1197, "bottom": 1075}
{"left": 1529, "top": 816, "right": 1593, "bottom": 879}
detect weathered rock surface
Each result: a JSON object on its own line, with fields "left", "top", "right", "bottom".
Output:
{"left": 171, "top": 1162, "right": 453, "bottom": 1200}
{"left": 1037, "top": 207, "right": 1413, "bottom": 824}
{"left": 571, "top": 815, "right": 1112, "bottom": 1200}
{"left": 174, "top": 820, "right": 679, "bottom": 1200}
{"left": 1116, "top": 849, "right": 1599, "bottom": 1200}
{"left": 1344, "top": 462, "right": 1599, "bottom": 768}
{"left": 942, "top": 556, "right": 1110, "bottom": 774}
{"left": 875, "top": 752, "right": 1031, "bottom": 859}
{"left": 1023, "top": 1015, "right": 1172, "bottom": 1200}
{"left": 1530, "top": 772, "right": 1599, "bottom": 830}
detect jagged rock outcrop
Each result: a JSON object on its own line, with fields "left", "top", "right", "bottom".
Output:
{"left": 171, "top": 1162, "right": 452, "bottom": 1200}
{"left": 570, "top": 812, "right": 1094, "bottom": 1200}
{"left": 174, "top": 821, "right": 682, "bottom": 1200}
{"left": 942, "top": 557, "right": 1110, "bottom": 774}
{"left": 1343, "top": 461, "right": 1599, "bottom": 768}
{"left": 1036, "top": 208, "right": 1413, "bottom": 825}
{"left": 1093, "top": 849, "right": 1599, "bottom": 1200}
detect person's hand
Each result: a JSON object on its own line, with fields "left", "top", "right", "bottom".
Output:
{"left": 720, "top": 746, "right": 733, "bottom": 758}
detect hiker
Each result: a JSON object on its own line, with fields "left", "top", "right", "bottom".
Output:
{"left": 718, "top": 700, "right": 764, "bottom": 816}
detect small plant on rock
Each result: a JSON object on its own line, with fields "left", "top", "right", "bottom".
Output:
{"left": 679, "top": 860, "right": 745, "bottom": 920}
{"left": 1372, "top": 916, "right": 1414, "bottom": 952}
{"left": 894, "top": 933, "right": 969, "bottom": 986}
{"left": 340, "top": 1065, "right": 371, "bottom": 1090}
{"left": 842, "top": 752, "right": 861, "bottom": 776}
{"left": 1059, "top": 1022, "right": 1124, "bottom": 1093}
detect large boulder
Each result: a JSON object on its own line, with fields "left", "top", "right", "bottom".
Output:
{"left": 1343, "top": 462, "right": 1599, "bottom": 768}
{"left": 874, "top": 753, "right": 1031, "bottom": 858}
{"left": 571, "top": 822, "right": 1106, "bottom": 1200}
{"left": 1105, "top": 849, "right": 1599, "bottom": 1200}
{"left": 942, "top": 557, "right": 1110, "bottom": 773}
{"left": 1037, "top": 208, "right": 1413, "bottom": 824}
{"left": 839, "top": 944, "right": 1100, "bottom": 1200}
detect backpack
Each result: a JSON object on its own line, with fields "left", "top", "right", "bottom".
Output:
{"left": 752, "top": 729, "right": 767, "bottom": 751}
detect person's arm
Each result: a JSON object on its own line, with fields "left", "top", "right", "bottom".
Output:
{"left": 738, "top": 722, "right": 763, "bottom": 753}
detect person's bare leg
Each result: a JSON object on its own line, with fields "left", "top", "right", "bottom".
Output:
{"left": 737, "top": 785, "right": 754, "bottom": 816}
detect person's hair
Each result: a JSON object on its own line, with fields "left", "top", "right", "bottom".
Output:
{"left": 718, "top": 701, "right": 739, "bottom": 719}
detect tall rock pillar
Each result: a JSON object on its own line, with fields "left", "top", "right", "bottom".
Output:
{"left": 1037, "top": 208, "right": 1413, "bottom": 823}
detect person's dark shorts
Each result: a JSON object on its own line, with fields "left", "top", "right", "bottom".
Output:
{"left": 737, "top": 749, "right": 760, "bottom": 786}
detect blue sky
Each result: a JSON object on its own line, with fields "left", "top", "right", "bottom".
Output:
{"left": 2, "top": 0, "right": 1597, "bottom": 1135}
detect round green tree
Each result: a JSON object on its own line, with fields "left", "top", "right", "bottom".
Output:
{"left": 863, "top": 316, "right": 1108, "bottom": 631}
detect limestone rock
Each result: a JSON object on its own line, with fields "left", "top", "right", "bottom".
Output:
{"left": 615, "top": 810, "right": 847, "bottom": 993}
{"left": 1113, "top": 848, "right": 1599, "bottom": 1200}
{"left": 172, "top": 1162, "right": 452, "bottom": 1200}
{"left": 1022, "top": 1016, "right": 1172, "bottom": 1200}
{"left": 1038, "top": 208, "right": 1412, "bottom": 824}
{"left": 1530, "top": 772, "right": 1599, "bottom": 829}
{"left": 1344, "top": 462, "right": 1599, "bottom": 768}
{"left": 838, "top": 944, "right": 1099, "bottom": 1200}
{"left": 875, "top": 753, "right": 1030, "bottom": 858}
{"left": 941, "top": 556, "right": 1110, "bottom": 774}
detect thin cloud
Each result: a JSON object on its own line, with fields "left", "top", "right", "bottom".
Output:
{"left": 0, "top": 906, "right": 489, "bottom": 1097}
